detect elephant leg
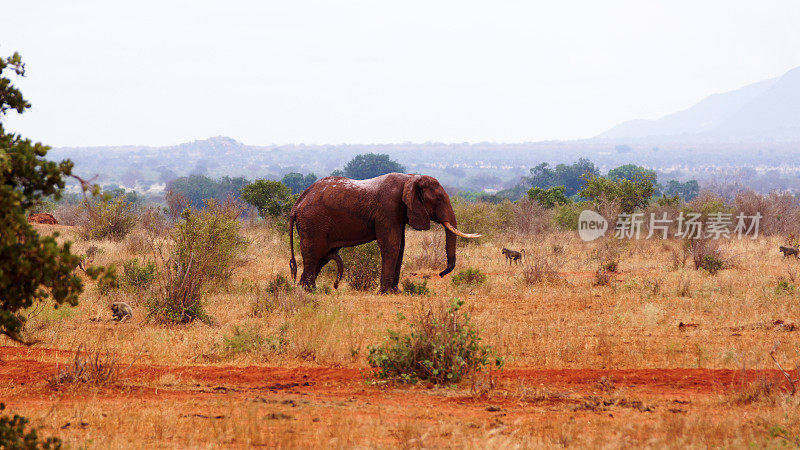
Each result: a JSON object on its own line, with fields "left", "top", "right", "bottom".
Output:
{"left": 299, "top": 244, "right": 322, "bottom": 291}
{"left": 330, "top": 252, "right": 344, "bottom": 289}
{"left": 315, "top": 255, "right": 332, "bottom": 279}
{"left": 311, "top": 250, "right": 343, "bottom": 289}
{"left": 391, "top": 233, "right": 405, "bottom": 291}
{"left": 376, "top": 228, "right": 402, "bottom": 294}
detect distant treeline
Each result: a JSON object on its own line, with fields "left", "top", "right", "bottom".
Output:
{"left": 161, "top": 154, "right": 701, "bottom": 217}
{"left": 457, "top": 159, "right": 699, "bottom": 204}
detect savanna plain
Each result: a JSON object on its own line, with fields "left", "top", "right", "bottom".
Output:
{"left": 5, "top": 200, "right": 800, "bottom": 449}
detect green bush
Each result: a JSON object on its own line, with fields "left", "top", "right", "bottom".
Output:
{"left": 527, "top": 185, "right": 571, "bottom": 208}
{"left": 96, "top": 268, "right": 120, "bottom": 295}
{"left": 451, "top": 268, "right": 487, "bottom": 287}
{"left": 222, "top": 324, "right": 265, "bottom": 356}
{"left": 700, "top": 254, "right": 725, "bottom": 275}
{"left": 578, "top": 171, "right": 655, "bottom": 214}
{"left": 367, "top": 298, "right": 503, "bottom": 384}
{"left": 80, "top": 196, "right": 137, "bottom": 241}
{"left": 266, "top": 274, "right": 294, "bottom": 296}
{"left": 402, "top": 279, "right": 431, "bottom": 296}
{"left": 775, "top": 279, "right": 795, "bottom": 295}
{"left": 121, "top": 259, "right": 157, "bottom": 291}
{"left": 240, "top": 179, "right": 294, "bottom": 218}
{"left": 340, "top": 242, "right": 381, "bottom": 291}
{"left": 553, "top": 202, "right": 588, "bottom": 230}
{"left": 148, "top": 199, "right": 246, "bottom": 324}
{"left": 683, "top": 191, "right": 733, "bottom": 219}
{"left": 687, "top": 237, "right": 730, "bottom": 275}
{"left": 451, "top": 199, "right": 514, "bottom": 241}
{"left": 253, "top": 274, "right": 314, "bottom": 315}
{"left": 0, "top": 403, "right": 61, "bottom": 449}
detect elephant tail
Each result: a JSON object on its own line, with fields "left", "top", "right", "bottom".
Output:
{"left": 289, "top": 212, "right": 297, "bottom": 284}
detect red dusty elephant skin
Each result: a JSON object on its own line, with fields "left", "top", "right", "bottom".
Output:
{"left": 288, "top": 173, "right": 480, "bottom": 294}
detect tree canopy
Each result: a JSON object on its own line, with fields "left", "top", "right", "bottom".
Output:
{"left": 663, "top": 179, "right": 700, "bottom": 201}
{"left": 342, "top": 153, "right": 406, "bottom": 180}
{"left": 166, "top": 175, "right": 248, "bottom": 209}
{"left": 522, "top": 158, "right": 599, "bottom": 197}
{"left": 281, "top": 172, "right": 317, "bottom": 194}
{"left": 240, "top": 179, "right": 295, "bottom": 218}
{"left": 607, "top": 164, "right": 657, "bottom": 183}
{"left": 527, "top": 186, "right": 572, "bottom": 208}
{"left": 578, "top": 171, "right": 656, "bottom": 213}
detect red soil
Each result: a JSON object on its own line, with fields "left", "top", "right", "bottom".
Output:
{"left": 0, "top": 346, "right": 790, "bottom": 407}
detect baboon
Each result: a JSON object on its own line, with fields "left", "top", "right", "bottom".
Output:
{"left": 111, "top": 302, "right": 133, "bottom": 322}
{"left": 502, "top": 248, "right": 525, "bottom": 265}
{"left": 779, "top": 246, "right": 799, "bottom": 258}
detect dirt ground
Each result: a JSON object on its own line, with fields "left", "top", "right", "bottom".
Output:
{"left": 2, "top": 344, "right": 796, "bottom": 448}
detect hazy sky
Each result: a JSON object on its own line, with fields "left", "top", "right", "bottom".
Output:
{"left": 3, "top": 1, "right": 800, "bottom": 146}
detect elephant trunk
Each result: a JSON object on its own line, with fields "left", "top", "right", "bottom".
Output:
{"left": 440, "top": 226, "right": 457, "bottom": 277}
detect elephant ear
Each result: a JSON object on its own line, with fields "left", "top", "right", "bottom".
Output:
{"left": 403, "top": 176, "right": 431, "bottom": 231}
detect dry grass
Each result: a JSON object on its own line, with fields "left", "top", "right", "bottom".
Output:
{"left": 11, "top": 222, "right": 800, "bottom": 447}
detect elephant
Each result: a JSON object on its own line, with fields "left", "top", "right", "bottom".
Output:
{"left": 288, "top": 173, "right": 481, "bottom": 293}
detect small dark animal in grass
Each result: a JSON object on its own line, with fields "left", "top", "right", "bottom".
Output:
{"left": 111, "top": 302, "right": 132, "bottom": 322}
{"left": 779, "top": 246, "right": 799, "bottom": 258}
{"left": 501, "top": 248, "right": 525, "bottom": 265}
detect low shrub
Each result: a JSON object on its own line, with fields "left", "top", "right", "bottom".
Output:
{"left": 553, "top": 202, "right": 588, "bottom": 231}
{"left": 49, "top": 345, "right": 121, "bottom": 387}
{"left": 700, "top": 254, "right": 725, "bottom": 275}
{"left": 121, "top": 259, "right": 157, "bottom": 291}
{"left": 79, "top": 197, "right": 137, "bottom": 241}
{"left": 253, "top": 274, "right": 315, "bottom": 315}
{"left": 96, "top": 266, "right": 120, "bottom": 295}
{"left": 147, "top": 199, "right": 246, "bottom": 324}
{"left": 173, "top": 199, "right": 247, "bottom": 283}
{"left": 222, "top": 324, "right": 265, "bottom": 356}
{"left": 594, "top": 267, "right": 612, "bottom": 286}
{"left": 405, "top": 232, "right": 443, "bottom": 271}
{"left": 775, "top": 279, "right": 795, "bottom": 295}
{"left": 367, "top": 298, "right": 503, "bottom": 384}
{"left": 683, "top": 191, "right": 733, "bottom": 219}
{"left": 286, "top": 304, "right": 358, "bottom": 363}
{"left": 687, "top": 237, "right": 731, "bottom": 275}
{"left": 511, "top": 199, "right": 554, "bottom": 235}
{"left": 266, "top": 274, "right": 294, "bottom": 296}
{"left": 520, "top": 252, "right": 561, "bottom": 285}
{"left": 451, "top": 199, "right": 514, "bottom": 241}
{"left": 340, "top": 242, "right": 381, "bottom": 291}
{"left": 593, "top": 237, "right": 625, "bottom": 274}
{"left": 451, "top": 268, "right": 487, "bottom": 287}
{"left": 0, "top": 403, "right": 61, "bottom": 449}
{"left": 402, "top": 279, "right": 431, "bottom": 296}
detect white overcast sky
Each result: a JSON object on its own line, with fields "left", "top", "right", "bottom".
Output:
{"left": 3, "top": 1, "right": 800, "bottom": 147}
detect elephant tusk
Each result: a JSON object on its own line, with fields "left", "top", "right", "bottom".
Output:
{"left": 443, "top": 222, "right": 482, "bottom": 239}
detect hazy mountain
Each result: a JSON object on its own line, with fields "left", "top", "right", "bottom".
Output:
{"left": 600, "top": 66, "right": 800, "bottom": 141}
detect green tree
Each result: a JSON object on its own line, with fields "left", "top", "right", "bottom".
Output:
{"left": 0, "top": 52, "right": 110, "bottom": 344}
{"left": 166, "top": 175, "right": 248, "bottom": 209}
{"left": 522, "top": 158, "right": 599, "bottom": 197}
{"left": 342, "top": 153, "right": 405, "bottom": 180}
{"left": 526, "top": 185, "right": 572, "bottom": 208}
{"left": 607, "top": 164, "right": 656, "bottom": 182}
{"left": 663, "top": 179, "right": 700, "bottom": 201}
{"left": 241, "top": 179, "right": 294, "bottom": 217}
{"left": 281, "top": 172, "right": 317, "bottom": 194}
{"left": 578, "top": 171, "right": 655, "bottom": 213}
